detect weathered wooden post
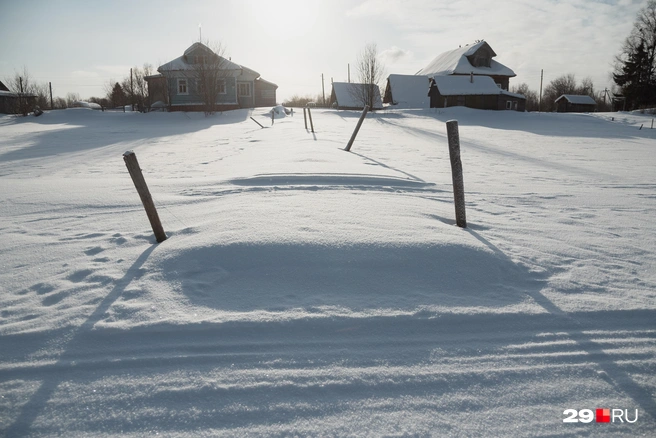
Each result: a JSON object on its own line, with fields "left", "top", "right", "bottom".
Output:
{"left": 308, "top": 107, "right": 315, "bottom": 133}
{"left": 250, "top": 117, "right": 265, "bottom": 129}
{"left": 344, "top": 105, "right": 369, "bottom": 152}
{"left": 123, "top": 151, "right": 167, "bottom": 243}
{"left": 303, "top": 107, "right": 308, "bottom": 130}
{"left": 446, "top": 120, "right": 467, "bottom": 228}
{"left": 271, "top": 110, "right": 274, "bottom": 125}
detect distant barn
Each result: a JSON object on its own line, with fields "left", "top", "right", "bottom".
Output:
{"left": 555, "top": 95, "right": 597, "bottom": 113}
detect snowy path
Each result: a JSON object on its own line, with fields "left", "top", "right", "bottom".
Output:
{"left": 1, "top": 108, "right": 655, "bottom": 436}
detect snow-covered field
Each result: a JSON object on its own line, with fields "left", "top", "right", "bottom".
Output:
{"left": 1, "top": 106, "right": 655, "bottom": 436}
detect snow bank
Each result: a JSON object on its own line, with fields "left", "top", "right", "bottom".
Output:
{"left": 0, "top": 107, "right": 655, "bottom": 436}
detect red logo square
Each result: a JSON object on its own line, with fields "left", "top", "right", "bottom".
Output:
{"left": 596, "top": 408, "right": 610, "bottom": 423}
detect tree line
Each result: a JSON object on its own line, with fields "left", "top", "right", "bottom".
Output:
{"left": 3, "top": 64, "right": 155, "bottom": 115}
{"left": 613, "top": 0, "right": 656, "bottom": 111}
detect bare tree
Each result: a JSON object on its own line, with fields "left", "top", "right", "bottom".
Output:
{"left": 185, "top": 40, "right": 231, "bottom": 115}
{"left": 5, "top": 66, "right": 37, "bottom": 115}
{"left": 352, "top": 43, "right": 385, "bottom": 110}
{"left": 510, "top": 83, "right": 539, "bottom": 111}
{"left": 578, "top": 77, "right": 595, "bottom": 97}
{"left": 542, "top": 74, "right": 578, "bottom": 111}
{"left": 65, "top": 92, "right": 81, "bottom": 108}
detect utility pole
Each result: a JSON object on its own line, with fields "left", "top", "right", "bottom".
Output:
{"left": 199, "top": 23, "right": 202, "bottom": 42}
{"left": 49, "top": 82, "right": 53, "bottom": 110}
{"left": 19, "top": 77, "right": 24, "bottom": 115}
{"left": 321, "top": 73, "right": 325, "bottom": 106}
{"left": 130, "top": 67, "right": 134, "bottom": 110}
{"left": 538, "top": 69, "right": 543, "bottom": 112}
{"left": 348, "top": 64, "right": 350, "bottom": 83}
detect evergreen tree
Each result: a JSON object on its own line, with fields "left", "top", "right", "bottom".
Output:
{"left": 613, "top": 1, "right": 656, "bottom": 109}
{"left": 614, "top": 39, "right": 653, "bottom": 108}
{"left": 110, "top": 82, "right": 126, "bottom": 108}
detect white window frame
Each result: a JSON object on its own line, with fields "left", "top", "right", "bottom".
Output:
{"left": 506, "top": 100, "right": 512, "bottom": 110}
{"left": 218, "top": 79, "right": 226, "bottom": 94}
{"left": 177, "top": 78, "right": 188, "bottom": 95}
{"left": 238, "top": 82, "right": 251, "bottom": 97}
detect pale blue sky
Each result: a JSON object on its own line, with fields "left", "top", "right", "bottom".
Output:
{"left": 0, "top": 0, "right": 645, "bottom": 102}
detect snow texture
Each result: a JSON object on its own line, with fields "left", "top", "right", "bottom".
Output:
{"left": 417, "top": 40, "right": 516, "bottom": 77}
{"left": 1, "top": 107, "right": 655, "bottom": 436}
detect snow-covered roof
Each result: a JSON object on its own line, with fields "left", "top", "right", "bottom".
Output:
{"left": 433, "top": 75, "right": 524, "bottom": 98}
{"left": 331, "top": 82, "right": 383, "bottom": 110}
{"left": 158, "top": 54, "right": 242, "bottom": 73}
{"left": 385, "top": 74, "right": 430, "bottom": 108}
{"left": 417, "top": 41, "right": 515, "bottom": 77}
{"left": 159, "top": 43, "right": 242, "bottom": 73}
{"left": 555, "top": 94, "right": 596, "bottom": 105}
{"left": 0, "top": 90, "right": 36, "bottom": 98}
{"left": 256, "top": 77, "right": 278, "bottom": 88}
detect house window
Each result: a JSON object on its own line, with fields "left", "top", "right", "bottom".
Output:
{"left": 194, "top": 55, "right": 207, "bottom": 65}
{"left": 506, "top": 100, "right": 512, "bottom": 110}
{"left": 513, "top": 101, "right": 518, "bottom": 110}
{"left": 238, "top": 82, "right": 251, "bottom": 97}
{"left": 218, "top": 80, "right": 226, "bottom": 94}
{"left": 178, "top": 79, "right": 188, "bottom": 95}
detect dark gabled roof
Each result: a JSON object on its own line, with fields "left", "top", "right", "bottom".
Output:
{"left": 0, "top": 80, "right": 10, "bottom": 92}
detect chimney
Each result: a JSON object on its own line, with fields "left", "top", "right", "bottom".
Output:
{"left": 470, "top": 72, "right": 474, "bottom": 83}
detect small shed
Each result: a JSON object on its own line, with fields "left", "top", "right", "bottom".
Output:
{"left": 0, "top": 80, "right": 37, "bottom": 114}
{"left": 329, "top": 82, "right": 383, "bottom": 110}
{"left": 254, "top": 78, "right": 278, "bottom": 108}
{"left": 555, "top": 95, "right": 597, "bottom": 113}
{"left": 383, "top": 74, "right": 430, "bottom": 108}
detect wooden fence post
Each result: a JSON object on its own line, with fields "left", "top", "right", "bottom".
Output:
{"left": 308, "top": 107, "right": 314, "bottom": 133}
{"left": 446, "top": 120, "right": 467, "bottom": 228}
{"left": 250, "top": 117, "right": 265, "bottom": 129}
{"left": 271, "top": 110, "right": 274, "bottom": 125}
{"left": 344, "top": 105, "right": 369, "bottom": 152}
{"left": 303, "top": 107, "right": 308, "bottom": 130}
{"left": 123, "top": 151, "right": 167, "bottom": 243}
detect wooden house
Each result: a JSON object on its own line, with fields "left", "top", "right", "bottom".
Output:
{"left": 431, "top": 75, "right": 525, "bottom": 111}
{"left": 146, "top": 42, "right": 278, "bottom": 111}
{"left": 416, "top": 40, "right": 516, "bottom": 90}
{"left": 384, "top": 41, "right": 525, "bottom": 111}
{"left": 329, "top": 82, "right": 383, "bottom": 110}
{"left": 384, "top": 74, "right": 525, "bottom": 111}
{"left": 555, "top": 95, "right": 596, "bottom": 113}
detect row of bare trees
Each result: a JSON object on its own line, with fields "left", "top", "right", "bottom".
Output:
{"left": 101, "top": 64, "right": 154, "bottom": 110}
{"left": 3, "top": 67, "right": 88, "bottom": 115}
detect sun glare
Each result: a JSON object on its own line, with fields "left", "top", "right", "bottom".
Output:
{"left": 252, "top": 0, "right": 320, "bottom": 38}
